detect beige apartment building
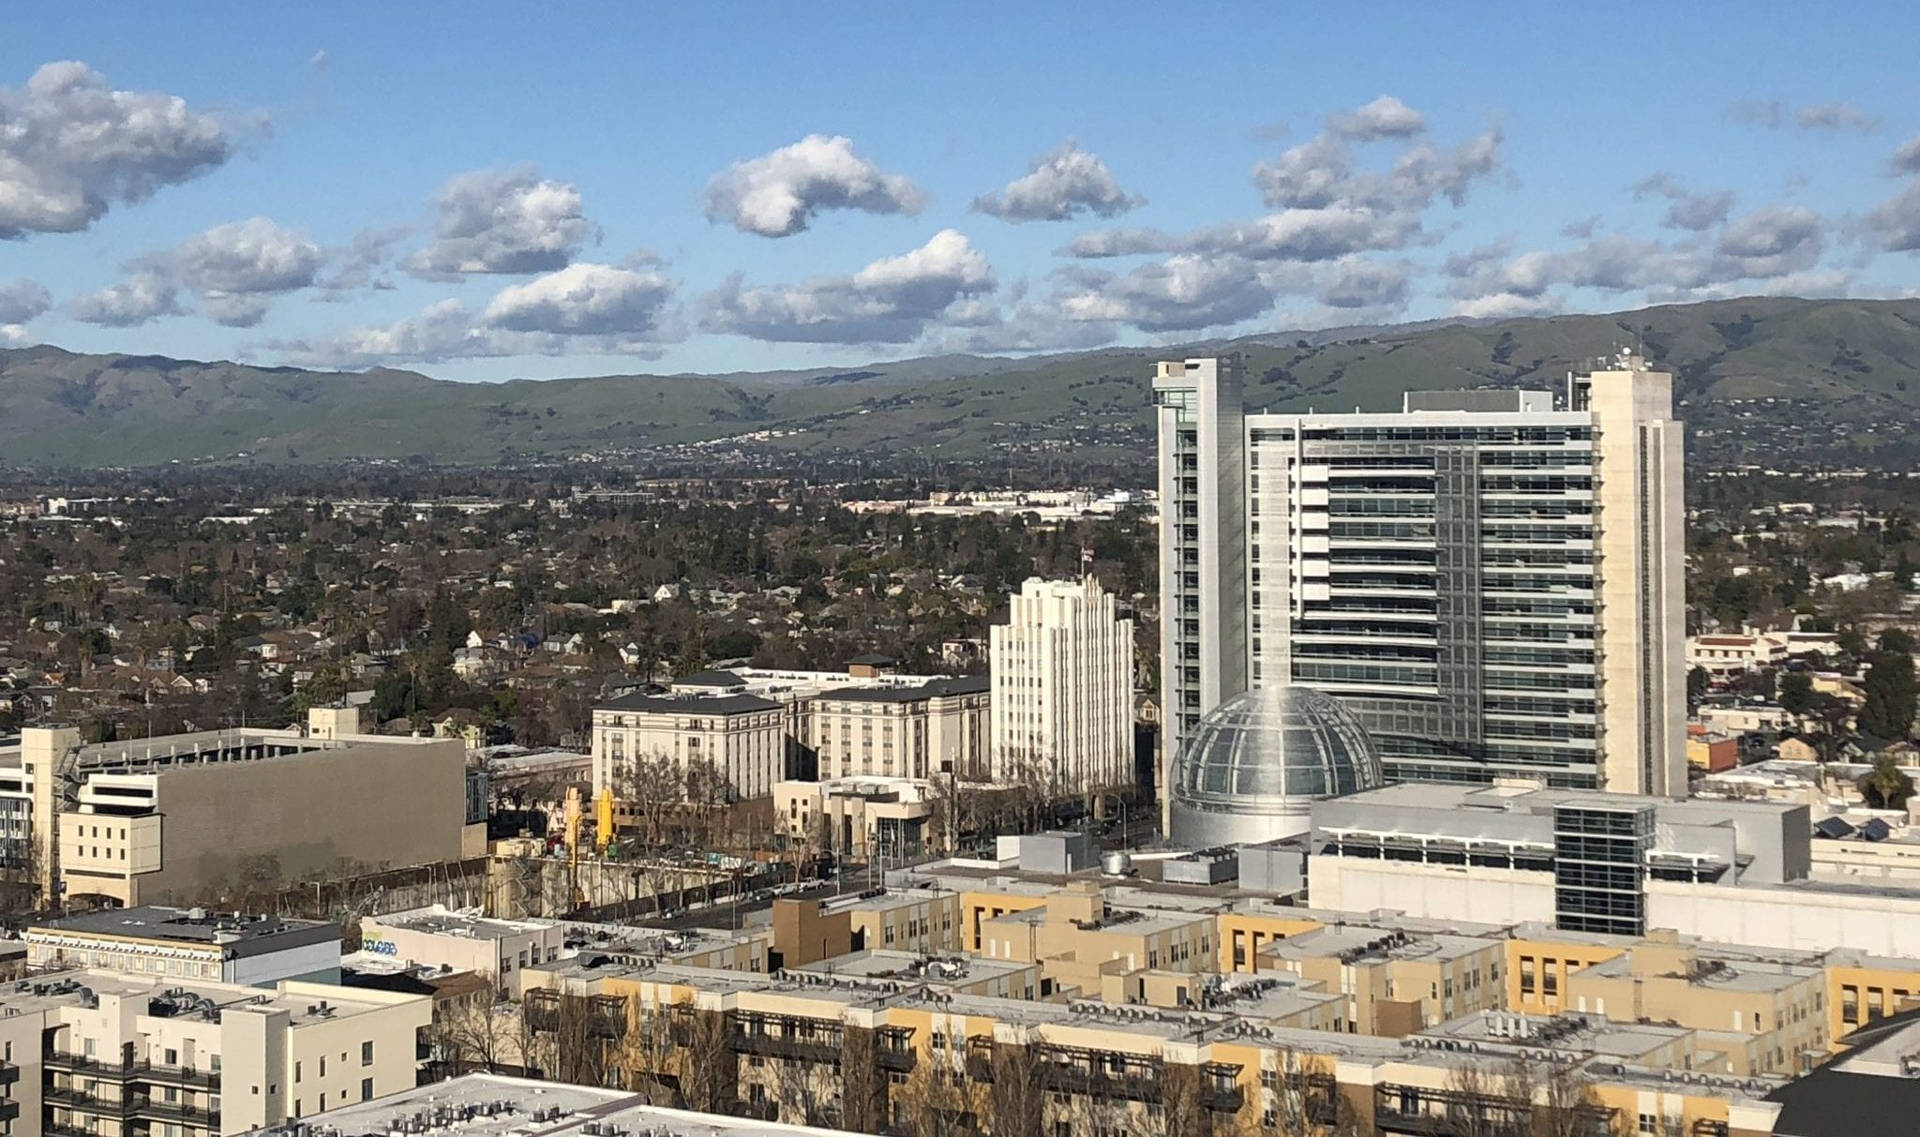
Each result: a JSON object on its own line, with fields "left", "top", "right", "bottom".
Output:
{"left": 0, "top": 969, "right": 431, "bottom": 1137}
{"left": 1260, "top": 923, "right": 1506, "bottom": 1036}
{"left": 3, "top": 710, "right": 479, "bottom": 907}
{"left": 590, "top": 691, "right": 785, "bottom": 804}
{"left": 976, "top": 881, "right": 1216, "bottom": 999}
{"left": 805, "top": 676, "right": 989, "bottom": 781}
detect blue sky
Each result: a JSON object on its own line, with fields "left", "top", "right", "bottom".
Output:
{"left": 3, "top": 1, "right": 1918, "bottom": 380}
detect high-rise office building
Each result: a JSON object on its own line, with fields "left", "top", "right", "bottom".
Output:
{"left": 1153, "top": 353, "right": 1685, "bottom": 799}
{"left": 990, "top": 576, "right": 1135, "bottom": 790}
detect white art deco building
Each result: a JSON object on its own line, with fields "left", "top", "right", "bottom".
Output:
{"left": 1153, "top": 353, "right": 1685, "bottom": 813}
{"left": 990, "top": 576, "right": 1135, "bottom": 791}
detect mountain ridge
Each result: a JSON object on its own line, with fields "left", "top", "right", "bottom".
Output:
{"left": 5, "top": 296, "right": 1920, "bottom": 468}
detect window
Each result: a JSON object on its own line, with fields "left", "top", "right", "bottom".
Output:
{"left": 361, "top": 1078, "right": 374, "bottom": 1102}
{"left": 295, "top": 1061, "right": 302, "bottom": 1084}
{"left": 362, "top": 1041, "right": 374, "bottom": 1065}
{"left": 1637, "top": 1114, "right": 1657, "bottom": 1135}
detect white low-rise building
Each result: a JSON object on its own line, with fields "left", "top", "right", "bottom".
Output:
{"left": 0, "top": 968, "right": 431, "bottom": 1137}
{"left": 25, "top": 906, "right": 342, "bottom": 987}
{"left": 1687, "top": 631, "right": 1790, "bottom": 676}
{"left": 774, "top": 777, "right": 936, "bottom": 857}
{"left": 358, "top": 905, "right": 567, "bottom": 996}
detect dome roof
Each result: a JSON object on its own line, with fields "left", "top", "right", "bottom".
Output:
{"left": 1168, "top": 686, "right": 1384, "bottom": 846}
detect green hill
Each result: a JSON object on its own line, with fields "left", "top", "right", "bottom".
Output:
{"left": 5, "top": 296, "right": 1919, "bottom": 469}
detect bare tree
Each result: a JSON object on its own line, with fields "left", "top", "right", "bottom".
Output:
{"left": 430, "top": 993, "right": 523, "bottom": 1075}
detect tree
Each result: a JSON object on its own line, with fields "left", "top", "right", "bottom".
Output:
{"left": 1860, "top": 753, "right": 1915, "bottom": 810}
{"left": 1779, "top": 671, "right": 1815, "bottom": 716}
{"left": 1686, "top": 666, "right": 1710, "bottom": 708}
{"left": 1860, "top": 628, "right": 1918, "bottom": 740}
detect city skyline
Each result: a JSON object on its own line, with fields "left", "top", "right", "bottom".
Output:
{"left": 2, "top": 2, "right": 1919, "bottom": 380}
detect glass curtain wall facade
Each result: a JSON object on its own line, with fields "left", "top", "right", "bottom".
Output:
{"left": 1247, "top": 411, "right": 1600, "bottom": 787}
{"left": 1154, "top": 355, "right": 1685, "bottom": 797}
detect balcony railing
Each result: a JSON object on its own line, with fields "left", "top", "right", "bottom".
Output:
{"left": 44, "top": 1085, "right": 135, "bottom": 1117}
{"left": 1374, "top": 1084, "right": 1614, "bottom": 1137}
{"left": 875, "top": 1046, "right": 917, "bottom": 1073}
{"left": 1199, "top": 1084, "right": 1245, "bottom": 1113}
{"left": 132, "top": 1095, "right": 221, "bottom": 1127}
{"left": 43, "top": 1052, "right": 133, "bottom": 1080}
{"left": 729, "top": 1029, "right": 843, "bottom": 1065}
{"left": 134, "top": 1059, "right": 221, "bottom": 1090}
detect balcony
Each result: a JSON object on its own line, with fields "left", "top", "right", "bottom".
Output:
{"left": 963, "top": 1037, "right": 996, "bottom": 1082}
{"left": 42, "top": 1052, "right": 133, "bottom": 1080}
{"left": 875, "top": 1046, "right": 916, "bottom": 1073}
{"left": 134, "top": 1059, "right": 221, "bottom": 1090}
{"left": 875, "top": 1025, "right": 916, "bottom": 1073}
{"left": 1199, "top": 1084, "right": 1245, "bottom": 1113}
{"left": 1034, "top": 1044, "right": 1164, "bottom": 1103}
{"left": 44, "top": 1085, "right": 135, "bottom": 1118}
{"left": 736, "top": 1099, "right": 780, "bottom": 1122}
{"left": 1374, "top": 1084, "right": 1614, "bottom": 1137}
{"left": 132, "top": 1094, "right": 221, "bottom": 1127}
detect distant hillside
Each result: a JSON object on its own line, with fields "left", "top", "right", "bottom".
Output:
{"left": 5, "top": 297, "right": 1920, "bottom": 469}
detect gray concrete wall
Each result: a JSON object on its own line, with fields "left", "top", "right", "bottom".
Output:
{"left": 133, "top": 738, "right": 468, "bottom": 904}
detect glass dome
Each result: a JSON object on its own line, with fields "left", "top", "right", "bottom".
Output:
{"left": 1168, "top": 686, "right": 1384, "bottom": 846}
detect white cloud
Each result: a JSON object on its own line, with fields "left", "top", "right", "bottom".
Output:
{"left": 1054, "top": 254, "right": 1278, "bottom": 333}
{"left": 1188, "top": 206, "right": 1420, "bottom": 262}
{"left": 1795, "top": 101, "right": 1877, "bottom": 132}
{"left": 703, "top": 135, "right": 926, "bottom": 237}
{"left": 1327, "top": 95, "right": 1426, "bottom": 141}
{"left": 700, "top": 229, "right": 993, "bottom": 343}
{"left": 1714, "top": 205, "right": 1824, "bottom": 276}
{"left": 77, "top": 217, "right": 323, "bottom": 328}
{"left": 0, "top": 61, "right": 235, "bottom": 238}
{"left": 1868, "top": 180, "right": 1920, "bottom": 253}
{"left": 163, "top": 217, "right": 324, "bottom": 294}
{"left": 406, "top": 167, "right": 597, "bottom": 277}
{"left": 1632, "top": 173, "right": 1734, "bottom": 232}
{"left": 972, "top": 141, "right": 1143, "bottom": 222}
{"left": 1892, "top": 136, "right": 1920, "bottom": 176}
{"left": 1730, "top": 97, "right": 1879, "bottom": 133}
{"left": 69, "top": 274, "right": 182, "bottom": 327}
{"left": 0, "top": 279, "right": 51, "bottom": 325}
{"left": 1054, "top": 227, "right": 1180, "bottom": 258}
{"left": 1316, "top": 257, "right": 1410, "bottom": 310}
{"left": 1449, "top": 292, "right": 1563, "bottom": 319}
{"left": 483, "top": 262, "right": 675, "bottom": 335}
{"left": 1446, "top": 205, "right": 1828, "bottom": 308}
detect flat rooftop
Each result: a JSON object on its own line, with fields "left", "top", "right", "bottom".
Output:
{"left": 30, "top": 906, "right": 341, "bottom": 958}
{"left": 786, "top": 949, "right": 1034, "bottom": 986}
{"left": 1263, "top": 924, "right": 1496, "bottom": 965}
{"left": 369, "top": 906, "right": 553, "bottom": 941}
{"left": 0, "top": 968, "right": 407, "bottom": 1027}
{"left": 264, "top": 1072, "right": 864, "bottom": 1137}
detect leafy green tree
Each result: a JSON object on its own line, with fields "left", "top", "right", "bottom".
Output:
{"left": 1686, "top": 667, "right": 1710, "bottom": 707}
{"left": 1779, "top": 671, "right": 1815, "bottom": 715}
{"left": 1860, "top": 753, "right": 1916, "bottom": 810}
{"left": 1860, "top": 628, "right": 1918, "bottom": 740}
